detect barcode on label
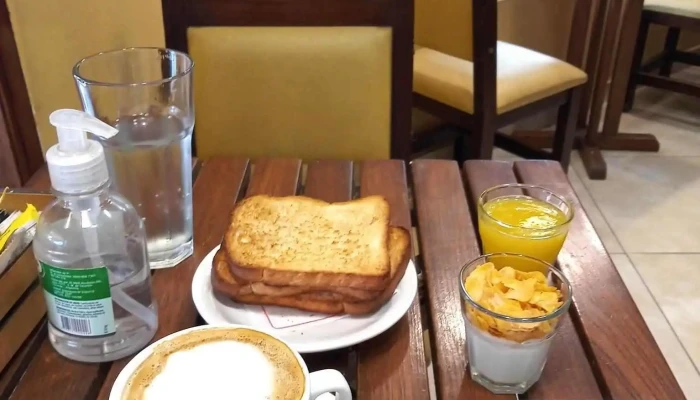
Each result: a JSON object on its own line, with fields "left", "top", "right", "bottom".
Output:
{"left": 59, "top": 316, "right": 91, "bottom": 334}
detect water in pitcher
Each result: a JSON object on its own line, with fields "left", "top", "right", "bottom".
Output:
{"left": 102, "top": 112, "right": 194, "bottom": 268}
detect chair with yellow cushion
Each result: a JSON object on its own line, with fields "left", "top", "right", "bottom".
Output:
{"left": 413, "top": 0, "right": 590, "bottom": 170}
{"left": 625, "top": 0, "right": 700, "bottom": 110}
{"left": 161, "top": 0, "right": 418, "bottom": 161}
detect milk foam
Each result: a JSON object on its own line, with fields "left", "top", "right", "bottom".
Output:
{"left": 122, "top": 328, "right": 305, "bottom": 400}
{"left": 144, "top": 341, "right": 274, "bottom": 400}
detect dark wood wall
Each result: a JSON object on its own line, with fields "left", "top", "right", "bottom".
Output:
{"left": 0, "top": 0, "right": 43, "bottom": 187}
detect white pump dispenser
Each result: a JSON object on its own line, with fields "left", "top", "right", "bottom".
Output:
{"left": 35, "top": 109, "right": 158, "bottom": 362}
{"left": 46, "top": 109, "right": 118, "bottom": 193}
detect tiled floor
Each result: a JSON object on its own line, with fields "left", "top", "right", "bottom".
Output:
{"left": 566, "top": 67, "right": 700, "bottom": 400}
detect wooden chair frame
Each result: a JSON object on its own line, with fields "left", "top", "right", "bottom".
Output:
{"left": 413, "top": 0, "right": 591, "bottom": 170}
{"left": 624, "top": 9, "right": 700, "bottom": 110}
{"left": 161, "top": 0, "right": 416, "bottom": 160}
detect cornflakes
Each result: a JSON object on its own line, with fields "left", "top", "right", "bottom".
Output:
{"left": 463, "top": 262, "right": 563, "bottom": 342}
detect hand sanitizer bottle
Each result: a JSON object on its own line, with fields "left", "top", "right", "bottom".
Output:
{"left": 33, "top": 109, "right": 158, "bottom": 362}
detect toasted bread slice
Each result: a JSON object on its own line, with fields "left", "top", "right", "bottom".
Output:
{"left": 211, "top": 249, "right": 372, "bottom": 302}
{"left": 215, "top": 227, "right": 412, "bottom": 315}
{"left": 251, "top": 280, "right": 380, "bottom": 301}
{"left": 224, "top": 195, "right": 391, "bottom": 291}
{"left": 214, "top": 248, "right": 379, "bottom": 300}
{"left": 343, "top": 227, "right": 412, "bottom": 314}
{"left": 226, "top": 293, "right": 347, "bottom": 315}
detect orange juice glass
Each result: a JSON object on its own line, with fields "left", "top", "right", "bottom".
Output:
{"left": 478, "top": 184, "right": 573, "bottom": 273}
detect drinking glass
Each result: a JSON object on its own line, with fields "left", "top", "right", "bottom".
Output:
{"left": 459, "top": 253, "right": 572, "bottom": 394}
{"left": 74, "top": 48, "right": 194, "bottom": 268}
{"left": 478, "top": 184, "right": 573, "bottom": 273}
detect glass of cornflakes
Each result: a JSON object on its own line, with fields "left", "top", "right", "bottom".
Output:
{"left": 459, "top": 253, "right": 572, "bottom": 395}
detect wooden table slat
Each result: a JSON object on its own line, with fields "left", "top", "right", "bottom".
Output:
{"left": 304, "top": 160, "right": 353, "bottom": 203}
{"left": 9, "top": 340, "right": 109, "bottom": 400}
{"left": 411, "top": 160, "right": 496, "bottom": 399}
{"left": 356, "top": 160, "right": 429, "bottom": 400}
{"left": 462, "top": 160, "right": 522, "bottom": 202}
{"left": 463, "top": 160, "right": 602, "bottom": 400}
{"left": 0, "top": 320, "right": 46, "bottom": 399}
{"left": 95, "top": 158, "right": 250, "bottom": 400}
{"left": 360, "top": 161, "right": 411, "bottom": 229}
{"left": 246, "top": 158, "right": 301, "bottom": 197}
{"left": 300, "top": 160, "right": 355, "bottom": 380}
{"left": 514, "top": 160, "right": 685, "bottom": 400}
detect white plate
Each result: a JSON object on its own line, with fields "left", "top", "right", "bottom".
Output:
{"left": 192, "top": 245, "right": 418, "bottom": 353}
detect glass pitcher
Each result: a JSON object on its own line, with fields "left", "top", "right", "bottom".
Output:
{"left": 73, "top": 48, "right": 194, "bottom": 269}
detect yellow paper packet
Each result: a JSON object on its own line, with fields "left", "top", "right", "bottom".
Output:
{"left": 0, "top": 188, "right": 39, "bottom": 250}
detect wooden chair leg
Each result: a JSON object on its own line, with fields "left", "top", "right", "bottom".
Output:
{"left": 552, "top": 88, "right": 582, "bottom": 172}
{"left": 659, "top": 27, "right": 681, "bottom": 77}
{"left": 467, "top": 121, "right": 495, "bottom": 160}
{"left": 464, "top": 105, "right": 496, "bottom": 160}
{"left": 453, "top": 135, "right": 466, "bottom": 163}
{"left": 624, "top": 18, "right": 650, "bottom": 112}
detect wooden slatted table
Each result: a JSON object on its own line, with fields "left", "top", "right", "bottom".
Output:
{"left": 413, "top": 159, "right": 683, "bottom": 399}
{"left": 1, "top": 158, "right": 684, "bottom": 399}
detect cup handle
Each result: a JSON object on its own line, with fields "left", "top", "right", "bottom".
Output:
{"left": 308, "top": 369, "right": 352, "bottom": 400}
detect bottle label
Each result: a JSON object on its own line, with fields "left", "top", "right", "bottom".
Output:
{"left": 39, "top": 262, "right": 116, "bottom": 337}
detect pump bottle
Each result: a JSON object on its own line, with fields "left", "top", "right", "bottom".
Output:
{"left": 33, "top": 109, "right": 158, "bottom": 362}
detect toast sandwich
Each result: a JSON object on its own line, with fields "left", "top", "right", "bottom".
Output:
{"left": 213, "top": 226, "right": 411, "bottom": 315}
{"left": 224, "top": 195, "right": 392, "bottom": 291}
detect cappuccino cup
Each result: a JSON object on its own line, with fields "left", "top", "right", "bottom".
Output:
{"left": 110, "top": 325, "right": 352, "bottom": 400}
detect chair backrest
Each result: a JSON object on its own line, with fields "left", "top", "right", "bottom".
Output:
{"left": 414, "top": 0, "right": 473, "bottom": 60}
{"left": 414, "top": 0, "right": 590, "bottom": 120}
{"left": 414, "top": 0, "right": 498, "bottom": 117}
{"left": 162, "top": 0, "right": 413, "bottom": 161}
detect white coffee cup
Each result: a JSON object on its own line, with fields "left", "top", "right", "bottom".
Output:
{"left": 110, "top": 324, "right": 352, "bottom": 400}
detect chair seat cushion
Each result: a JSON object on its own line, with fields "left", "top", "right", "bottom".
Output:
{"left": 413, "top": 42, "right": 587, "bottom": 115}
{"left": 645, "top": 0, "right": 700, "bottom": 19}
